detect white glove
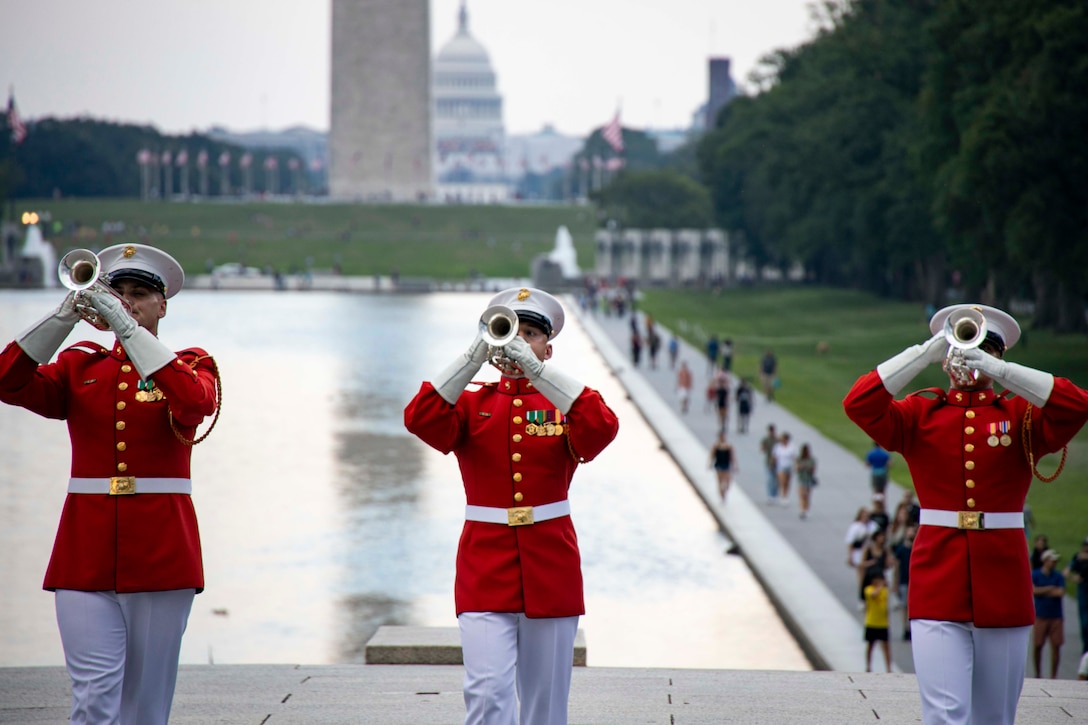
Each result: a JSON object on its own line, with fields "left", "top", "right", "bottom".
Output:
{"left": 16, "top": 292, "right": 80, "bottom": 364}
{"left": 503, "top": 337, "right": 584, "bottom": 414}
{"left": 875, "top": 332, "right": 948, "bottom": 396}
{"left": 432, "top": 333, "right": 489, "bottom": 405}
{"left": 961, "top": 348, "right": 1053, "bottom": 407}
{"left": 85, "top": 290, "right": 175, "bottom": 379}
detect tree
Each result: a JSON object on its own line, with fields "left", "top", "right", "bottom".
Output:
{"left": 593, "top": 170, "right": 713, "bottom": 229}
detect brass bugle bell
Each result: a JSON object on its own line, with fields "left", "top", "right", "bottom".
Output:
{"left": 943, "top": 306, "right": 988, "bottom": 385}
{"left": 479, "top": 305, "right": 519, "bottom": 348}
{"left": 58, "top": 248, "right": 130, "bottom": 331}
{"left": 479, "top": 304, "right": 520, "bottom": 374}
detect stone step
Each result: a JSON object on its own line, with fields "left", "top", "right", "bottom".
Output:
{"left": 364, "top": 625, "right": 587, "bottom": 666}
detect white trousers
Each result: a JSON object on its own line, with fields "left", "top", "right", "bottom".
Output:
{"left": 911, "top": 619, "right": 1031, "bottom": 725}
{"left": 458, "top": 612, "right": 579, "bottom": 725}
{"left": 55, "top": 588, "right": 195, "bottom": 725}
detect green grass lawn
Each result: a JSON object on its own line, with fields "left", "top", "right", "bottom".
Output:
{"left": 14, "top": 198, "right": 599, "bottom": 279}
{"left": 641, "top": 286, "right": 1088, "bottom": 579}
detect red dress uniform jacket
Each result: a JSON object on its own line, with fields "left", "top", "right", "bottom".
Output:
{"left": 404, "top": 376, "right": 619, "bottom": 618}
{"left": 844, "top": 371, "right": 1088, "bottom": 626}
{"left": 0, "top": 338, "right": 218, "bottom": 593}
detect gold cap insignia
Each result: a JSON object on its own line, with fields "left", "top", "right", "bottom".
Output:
{"left": 517, "top": 288, "right": 530, "bottom": 301}
{"left": 123, "top": 246, "right": 137, "bottom": 258}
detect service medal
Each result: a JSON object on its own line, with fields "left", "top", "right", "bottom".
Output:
{"left": 525, "top": 423, "right": 538, "bottom": 435}
{"left": 135, "top": 390, "right": 148, "bottom": 402}
{"left": 553, "top": 424, "right": 564, "bottom": 435}
{"left": 998, "top": 421, "right": 1011, "bottom": 447}
{"left": 987, "top": 435, "right": 999, "bottom": 447}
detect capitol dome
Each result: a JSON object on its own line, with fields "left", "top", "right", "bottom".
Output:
{"left": 432, "top": 1, "right": 510, "bottom": 202}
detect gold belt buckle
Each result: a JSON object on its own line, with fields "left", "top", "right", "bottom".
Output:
{"left": 957, "top": 511, "right": 984, "bottom": 530}
{"left": 109, "top": 476, "right": 136, "bottom": 495}
{"left": 507, "top": 506, "right": 534, "bottom": 527}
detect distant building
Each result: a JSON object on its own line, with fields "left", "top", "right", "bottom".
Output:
{"left": 329, "top": 0, "right": 433, "bottom": 201}
{"left": 432, "top": 1, "right": 510, "bottom": 203}
{"left": 505, "top": 124, "right": 582, "bottom": 177}
{"left": 704, "top": 57, "right": 738, "bottom": 130}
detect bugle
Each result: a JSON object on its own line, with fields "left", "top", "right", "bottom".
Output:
{"left": 58, "top": 248, "right": 129, "bottom": 331}
{"left": 943, "top": 306, "right": 987, "bottom": 386}
{"left": 479, "top": 304, "right": 521, "bottom": 375}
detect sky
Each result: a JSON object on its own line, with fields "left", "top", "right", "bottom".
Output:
{"left": 1, "top": 0, "right": 823, "bottom": 139}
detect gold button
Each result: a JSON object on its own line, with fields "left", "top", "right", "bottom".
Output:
{"left": 979, "top": 393, "right": 987, "bottom": 401}
{"left": 514, "top": 492, "right": 524, "bottom": 502}
{"left": 117, "top": 462, "right": 128, "bottom": 473}
{"left": 513, "top": 434, "right": 522, "bottom": 443}
{"left": 966, "top": 498, "right": 976, "bottom": 508}
{"left": 117, "top": 442, "right": 127, "bottom": 452}
{"left": 116, "top": 421, "right": 126, "bottom": 431}
{"left": 966, "top": 479, "right": 975, "bottom": 488}
{"left": 513, "top": 416, "right": 523, "bottom": 424}
{"left": 965, "top": 461, "right": 975, "bottom": 470}
{"left": 513, "top": 472, "right": 523, "bottom": 482}
{"left": 118, "top": 382, "right": 129, "bottom": 391}
{"left": 965, "top": 426, "right": 975, "bottom": 435}
{"left": 966, "top": 411, "right": 976, "bottom": 419}
{"left": 513, "top": 399, "right": 524, "bottom": 407}
{"left": 965, "top": 444, "right": 974, "bottom": 452}
{"left": 512, "top": 453, "right": 522, "bottom": 462}
{"left": 117, "top": 401, "right": 126, "bottom": 410}
{"left": 121, "top": 364, "right": 132, "bottom": 373}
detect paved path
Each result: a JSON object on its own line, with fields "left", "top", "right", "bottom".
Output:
{"left": 576, "top": 303, "right": 1084, "bottom": 679}
{"left": 3, "top": 663, "right": 1085, "bottom": 724}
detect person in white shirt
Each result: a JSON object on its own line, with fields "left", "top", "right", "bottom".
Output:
{"left": 771, "top": 432, "right": 799, "bottom": 504}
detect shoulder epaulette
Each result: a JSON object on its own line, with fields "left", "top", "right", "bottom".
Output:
{"left": 63, "top": 340, "right": 109, "bottom": 355}
{"left": 907, "top": 387, "right": 946, "bottom": 401}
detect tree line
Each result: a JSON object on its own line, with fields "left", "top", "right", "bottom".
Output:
{"left": 599, "top": 0, "right": 1087, "bottom": 332}
{"left": 0, "top": 117, "right": 309, "bottom": 201}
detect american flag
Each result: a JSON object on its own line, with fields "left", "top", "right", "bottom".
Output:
{"left": 601, "top": 110, "right": 623, "bottom": 154}
{"left": 7, "top": 91, "right": 27, "bottom": 145}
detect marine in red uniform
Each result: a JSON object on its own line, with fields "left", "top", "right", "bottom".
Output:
{"left": 0, "top": 244, "right": 218, "bottom": 725}
{"left": 843, "top": 304, "right": 1088, "bottom": 725}
{"left": 405, "top": 287, "right": 618, "bottom": 725}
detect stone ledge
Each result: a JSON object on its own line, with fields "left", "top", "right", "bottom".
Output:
{"left": 365, "top": 625, "right": 587, "bottom": 666}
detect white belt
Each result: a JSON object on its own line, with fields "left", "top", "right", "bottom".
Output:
{"left": 68, "top": 477, "right": 192, "bottom": 496}
{"left": 920, "top": 509, "right": 1023, "bottom": 531}
{"left": 465, "top": 500, "right": 571, "bottom": 527}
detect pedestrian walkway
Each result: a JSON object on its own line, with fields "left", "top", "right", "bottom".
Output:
{"left": 575, "top": 304, "right": 1084, "bottom": 679}
{"left": 3, "top": 662, "right": 1084, "bottom": 724}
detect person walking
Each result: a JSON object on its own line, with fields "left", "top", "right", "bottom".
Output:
{"left": 720, "top": 337, "right": 734, "bottom": 372}
{"left": 844, "top": 303, "right": 1088, "bottom": 723}
{"left": 735, "top": 378, "right": 754, "bottom": 433}
{"left": 404, "top": 287, "right": 619, "bottom": 725}
{"left": 1063, "top": 536, "right": 1088, "bottom": 656}
{"left": 705, "top": 333, "right": 720, "bottom": 375}
{"left": 795, "top": 443, "right": 817, "bottom": 519}
{"left": 712, "top": 367, "right": 730, "bottom": 431}
{"left": 0, "top": 244, "right": 220, "bottom": 725}
{"left": 864, "top": 572, "right": 892, "bottom": 673}
{"left": 675, "top": 360, "right": 693, "bottom": 414}
{"left": 759, "top": 349, "right": 778, "bottom": 402}
{"left": 865, "top": 440, "right": 892, "bottom": 495}
{"left": 771, "top": 431, "right": 798, "bottom": 506}
{"left": 845, "top": 507, "right": 877, "bottom": 573}
{"left": 1032, "top": 549, "right": 1065, "bottom": 679}
{"left": 708, "top": 430, "right": 737, "bottom": 503}
{"left": 759, "top": 425, "right": 779, "bottom": 505}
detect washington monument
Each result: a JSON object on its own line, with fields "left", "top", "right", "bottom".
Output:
{"left": 329, "top": 0, "right": 433, "bottom": 201}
